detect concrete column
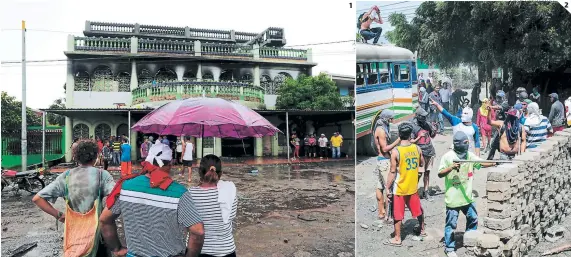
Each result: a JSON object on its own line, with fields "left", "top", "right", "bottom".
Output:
{"left": 230, "top": 30, "right": 235, "bottom": 41}
{"left": 215, "top": 137, "right": 222, "bottom": 156}
{"left": 194, "top": 41, "right": 201, "bottom": 57}
{"left": 212, "top": 69, "right": 221, "bottom": 82}
{"left": 134, "top": 24, "right": 140, "bottom": 34}
{"left": 175, "top": 66, "right": 185, "bottom": 82}
{"left": 65, "top": 117, "right": 73, "bottom": 162}
{"left": 197, "top": 137, "right": 203, "bottom": 158}
{"left": 67, "top": 34, "right": 75, "bottom": 51}
{"left": 130, "top": 61, "right": 138, "bottom": 91}
{"left": 196, "top": 63, "right": 202, "bottom": 82}
{"left": 253, "top": 65, "right": 260, "bottom": 86}
{"left": 84, "top": 21, "right": 91, "bottom": 32}
{"left": 66, "top": 59, "right": 75, "bottom": 108}
{"left": 131, "top": 37, "right": 138, "bottom": 54}
{"left": 255, "top": 137, "right": 263, "bottom": 157}
{"left": 271, "top": 134, "right": 279, "bottom": 156}
{"left": 253, "top": 44, "right": 260, "bottom": 59}
{"left": 130, "top": 130, "right": 138, "bottom": 160}
{"left": 307, "top": 48, "right": 313, "bottom": 63}
{"left": 185, "top": 27, "right": 190, "bottom": 38}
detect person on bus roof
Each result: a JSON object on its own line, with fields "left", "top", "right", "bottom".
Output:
{"left": 357, "top": 5, "right": 383, "bottom": 44}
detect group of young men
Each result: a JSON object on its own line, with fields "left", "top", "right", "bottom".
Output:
{"left": 372, "top": 84, "right": 568, "bottom": 256}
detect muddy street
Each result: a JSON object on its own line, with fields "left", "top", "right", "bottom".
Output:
{"left": 1, "top": 160, "right": 355, "bottom": 257}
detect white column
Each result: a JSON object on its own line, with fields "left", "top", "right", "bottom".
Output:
{"left": 130, "top": 36, "right": 138, "bottom": 54}
{"left": 65, "top": 117, "right": 73, "bottom": 162}
{"left": 130, "top": 61, "right": 138, "bottom": 91}
{"left": 196, "top": 63, "right": 202, "bottom": 82}
{"left": 255, "top": 137, "right": 263, "bottom": 157}
{"left": 254, "top": 65, "right": 260, "bottom": 86}
{"left": 66, "top": 60, "right": 75, "bottom": 108}
{"left": 197, "top": 137, "right": 203, "bottom": 158}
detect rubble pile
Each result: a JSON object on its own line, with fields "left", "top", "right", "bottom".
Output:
{"left": 466, "top": 129, "right": 571, "bottom": 257}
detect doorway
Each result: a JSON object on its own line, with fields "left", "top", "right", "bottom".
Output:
{"left": 221, "top": 137, "right": 254, "bottom": 157}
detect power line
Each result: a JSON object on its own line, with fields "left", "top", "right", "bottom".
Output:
{"left": 1, "top": 28, "right": 83, "bottom": 34}
{"left": 357, "top": 1, "right": 413, "bottom": 12}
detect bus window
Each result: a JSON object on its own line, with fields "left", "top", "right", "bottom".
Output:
{"left": 366, "top": 63, "right": 379, "bottom": 85}
{"left": 380, "top": 72, "right": 389, "bottom": 83}
{"left": 394, "top": 64, "right": 410, "bottom": 82}
{"left": 356, "top": 64, "right": 365, "bottom": 87}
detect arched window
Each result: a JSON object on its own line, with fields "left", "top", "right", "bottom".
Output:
{"left": 182, "top": 70, "right": 196, "bottom": 81}
{"left": 138, "top": 69, "right": 153, "bottom": 87}
{"left": 272, "top": 72, "right": 291, "bottom": 94}
{"left": 241, "top": 73, "right": 253, "bottom": 83}
{"left": 117, "top": 72, "right": 131, "bottom": 92}
{"left": 261, "top": 75, "right": 273, "bottom": 94}
{"left": 73, "top": 124, "right": 89, "bottom": 139}
{"left": 116, "top": 124, "right": 129, "bottom": 138}
{"left": 202, "top": 72, "right": 214, "bottom": 81}
{"left": 94, "top": 123, "right": 111, "bottom": 141}
{"left": 220, "top": 70, "right": 234, "bottom": 81}
{"left": 91, "top": 66, "right": 115, "bottom": 92}
{"left": 75, "top": 71, "right": 90, "bottom": 91}
{"left": 155, "top": 68, "right": 177, "bottom": 83}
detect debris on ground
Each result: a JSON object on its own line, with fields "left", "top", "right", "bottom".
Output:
{"left": 297, "top": 214, "right": 317, "bottom": 221}
{"left": 545, "top": 226, "right": 565, "bottom": 243}
{"left": 360, "top": 223, "right": 369, "bottom": 229}
{"left": 9, "top": 242, "right": 37, "bottom": 257}
{"left": 541, "top": 242, "right": 571, "bottom": 256}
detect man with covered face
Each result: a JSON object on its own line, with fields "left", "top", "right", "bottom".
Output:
{"left": 411, "top": 107, "right": 437, "bottom": 201}
{"left": 430, "top": 98, "right": 481, "bottom": 156}
{"left": 548, "top": 93, "right": 566, "bottom": 132}
{"left": 372, "top": 109, "right": 401, "bottom": 221}
{"left": 438, "top": 131, "right": 496, "bottom": 257}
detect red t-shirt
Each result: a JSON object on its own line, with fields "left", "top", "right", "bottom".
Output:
{"left": 97, "top": 141, "right": 103, "bottom": 153}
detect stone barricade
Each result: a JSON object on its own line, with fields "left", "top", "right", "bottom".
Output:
{"left": 465, "top": 128, "right": 571, "bottom": 257}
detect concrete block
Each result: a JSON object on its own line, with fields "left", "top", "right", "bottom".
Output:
{"left": 478, "top": 234, "right": 501, "bottom": 249}
{"left": 488, "top": 167, "right": 512, "bottom": 182}
{"left": 485, "top": 217, "right": 514, "bottom": 230}
{"left": 520, "top": 224, "right": 531, "bottom": 234}
{"left": 488, "top": 200, "right": 510, "bottom": 211}
{"left": 484, "top": 228, "right": 517, "bottom": 240}
{"left": 487, "top": 181, "right": 511, "bottom": 192}
{"left": 545, "top": 226, "right": 565, "bottom": 243}
{"left": 464, "top": 230, "right": 483, "bottom": 247}
{"left": 488, "top": 190, "right": 512, "bottom": 201}
{"left": 489, "top": 207, "right": 512, "bottom": 219}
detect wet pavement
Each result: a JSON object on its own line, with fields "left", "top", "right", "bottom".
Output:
{"left": 1, "top": 159, "right": 355, "bottom": 257}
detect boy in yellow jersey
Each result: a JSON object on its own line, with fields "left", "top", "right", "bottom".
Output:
{"left": 384, "top": 122, "right": 424, "bottom": 247}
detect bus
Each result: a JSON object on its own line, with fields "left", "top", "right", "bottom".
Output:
{"left": 356, "top": 43, "right": 418, "bottom": 155}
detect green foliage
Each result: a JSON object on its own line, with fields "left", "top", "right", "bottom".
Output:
{"left": 47, "top": 98, "right": 65, "bottom": 126}
{"left": 445, "top": 67, "right": 478, "bottom": 89}
{"left": 1, "top": 91, "right": 42, "bottom": 134}
{"left": 275, "top": 73, "right": 344, "bottom": 110}
{"left": 385, "top": 2, "right": 571, "bottom": 72}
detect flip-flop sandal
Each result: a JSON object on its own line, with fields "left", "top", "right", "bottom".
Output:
{"left": 383, "top": 239, "right": 402, "bottom": 247}
{"left": 419, "top": 231, "right": 428, "bottom": 237}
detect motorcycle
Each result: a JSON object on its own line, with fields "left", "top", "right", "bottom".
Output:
{"left": 1, "top": 168, "right": 45, "bottom": 194}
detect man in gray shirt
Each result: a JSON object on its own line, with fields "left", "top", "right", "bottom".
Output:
{"left": 548, "top": 93, "right": 565, "bottom": 132}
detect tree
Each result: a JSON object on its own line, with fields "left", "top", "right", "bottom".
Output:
{"left": 47, "top": 98, "right": 66, "bottom": 126}
{"left": 276, "top": 73, "right": 344, "bottom": 110}
{"left": 385, "top": 2, "right": 571, "bottom": 75}
{"left": 1, "top": 91, "right": 42, "bottom": 135}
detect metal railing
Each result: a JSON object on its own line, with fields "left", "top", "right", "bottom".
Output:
{"left": 89, "top": 21, "right": 135, "bottom": 33}
{"left": 74, "top": 37, "right": 131, "bottom": 52}
{"left": 132, "top": 81, "right": 264, "bottom": 105}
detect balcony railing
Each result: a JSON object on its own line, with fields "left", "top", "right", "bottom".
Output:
{"left": 138, "top": 38, "right": 194, "bottom": 54}
{"left": 201, "top": 43, "right": 253, "bottom": 57}
{"left": 71, "top": 36, "right": 308, "bottom": 61}
{"left": 260, "top": 47, "right": 307, "bottom": 60}
{"left": 132, "top": 81, "right": 264, "bottom": 105}
{"left": 74, "top": 37, "right": 131, "bottom": 52}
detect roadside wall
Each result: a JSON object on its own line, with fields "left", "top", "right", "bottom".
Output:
{"left": 466, "top": 129, "right": 571, "bottom": 257}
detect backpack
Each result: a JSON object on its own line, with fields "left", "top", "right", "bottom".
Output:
{"left": 357, "top": 13, "right": 366, "bottom": 29}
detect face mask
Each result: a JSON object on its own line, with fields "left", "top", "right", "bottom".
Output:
{"left": 453, "top": 132, "right": 470, "bottom": 159}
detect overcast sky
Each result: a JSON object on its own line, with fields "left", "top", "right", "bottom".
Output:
{"left": 1, "top": 0, "right": 356, "bottom": 109}
{"left": 356, "top": 1, "right": 421, "bottom": 44}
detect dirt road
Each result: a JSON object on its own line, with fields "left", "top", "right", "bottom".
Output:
{"left": 1, "top": 160, "right": 355, "bottom": 257}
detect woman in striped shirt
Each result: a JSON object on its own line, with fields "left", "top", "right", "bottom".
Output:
{"left": 523, "top": 102, "right": 553, "bottom": 149}
{"left": 189, "top": 154, "right": 237, "bottom": 257}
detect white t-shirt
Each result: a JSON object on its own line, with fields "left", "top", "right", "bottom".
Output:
{"left": 183, "top": 142, "right": 194, "bottom": 161}
{"left": 565, "top": 97, "right": 571, "bottom": 126}
{"left": 176, "top": 140, "right": 183, "bottom": 152}
{"left": 318, "top": 137, "right": 328, "bottom": 147}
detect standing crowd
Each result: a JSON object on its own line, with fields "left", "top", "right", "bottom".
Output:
{"left": 290, "top": 132, "right": 344, "bottom": 160}
{"left": 33, "top": 136, "right": 237, "bottom": 257}
{"left": 374, "top": 82, "right": 569, "bottom": 256}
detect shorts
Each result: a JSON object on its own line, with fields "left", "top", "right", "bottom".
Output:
{"left": 420, "top": 155, "right": 434, "bottom": 173}
{"left": 182, "top": 160, "right": 193, "bottom": 167}
{"left": 553, "top": 126, "right": 565, "bottom": 133}
{"left": 375, "top": 158, "right": 391, "bottom": 190}
{"left": 393, "top": 193, "right": 423, "bottom": 221}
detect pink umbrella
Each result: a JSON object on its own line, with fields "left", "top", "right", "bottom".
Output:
{"left": 131, "top": 98, "right": 281, "bottom": 138}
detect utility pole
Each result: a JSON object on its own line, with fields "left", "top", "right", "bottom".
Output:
{"left": 21, "top": 20, "right": 27, "bottom": 171}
